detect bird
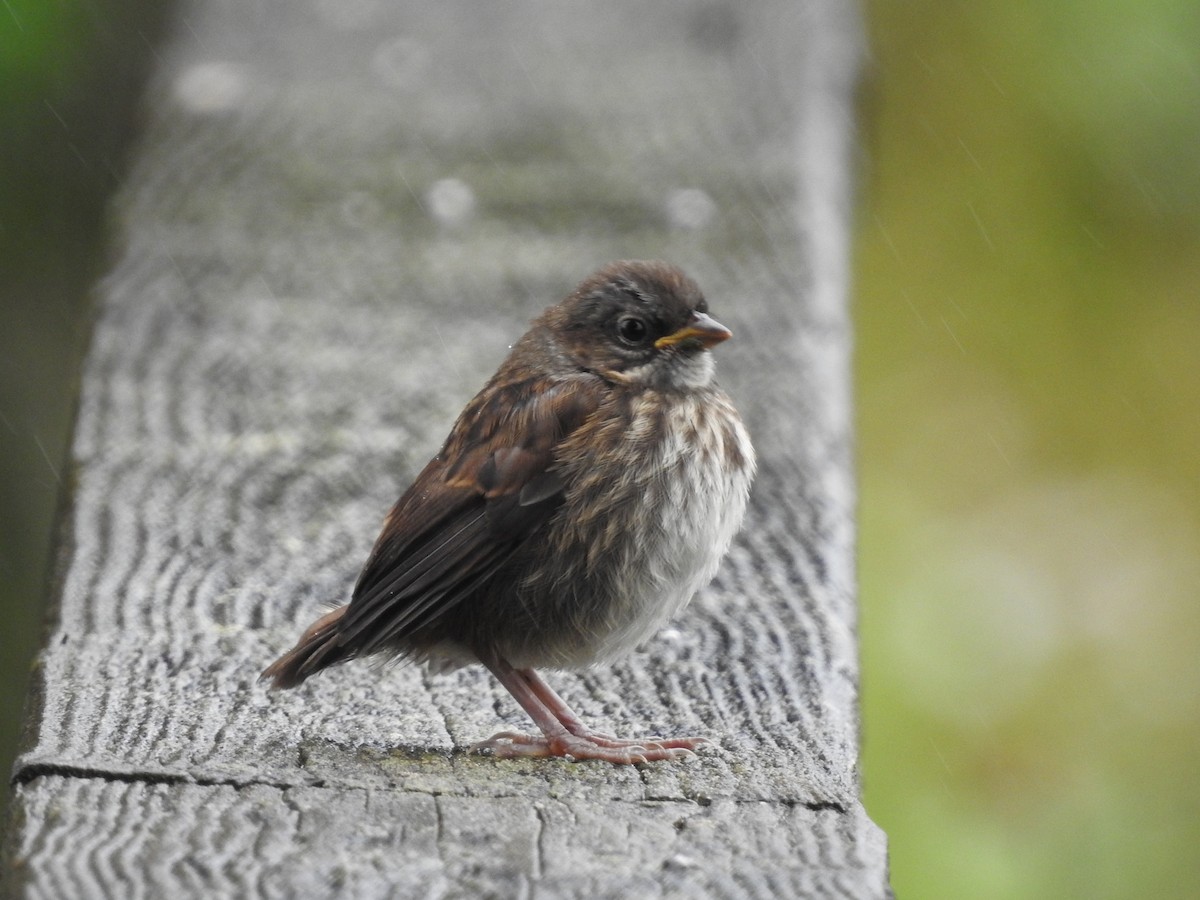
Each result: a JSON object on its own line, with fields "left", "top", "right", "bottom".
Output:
{"left": 262, "top": 260, "right": 755, "bottom": 764}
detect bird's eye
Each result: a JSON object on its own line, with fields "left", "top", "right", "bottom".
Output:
{"left": 616, "top": 315, "right": 649, "bottom": 346}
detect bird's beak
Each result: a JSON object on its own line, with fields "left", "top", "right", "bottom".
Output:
{"left": 654, "top": 311, "right": 732, "bottom": 350}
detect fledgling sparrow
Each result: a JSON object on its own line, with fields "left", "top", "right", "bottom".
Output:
{"left": 262, "top": 260, "right": 755, "bottom": 763}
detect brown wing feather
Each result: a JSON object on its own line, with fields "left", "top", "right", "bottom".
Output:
{"left": 263, "top": 373, "right": 603, "bottom": 689}
{"left": 330, "top": 374, "right": 603, "bottom": 659}
{"left": 260, "top": 605, "right": 349, "bottom": 689}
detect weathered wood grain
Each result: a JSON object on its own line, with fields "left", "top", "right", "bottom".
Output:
{"left": 4, "top": 0, "right": 886, "bottom": 895}
{"left": 11, "top": 775, "right": 886, "bottom": 899}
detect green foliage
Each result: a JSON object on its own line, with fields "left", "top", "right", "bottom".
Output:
{"left": 0, "top": 0, "right": 172, "bottom": 818}
{"left": 0, "top": 1, "right": 80, "bottom": 74}
{"left": 858, "top": 2, "right": 1200, "bottom": 896}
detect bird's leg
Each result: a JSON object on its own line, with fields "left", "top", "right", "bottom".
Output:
{"left": 471, "top": 656, "right": 709, "bottom": 764}
{"left": 521, "top": 668, "right": 710, "bottom": 751}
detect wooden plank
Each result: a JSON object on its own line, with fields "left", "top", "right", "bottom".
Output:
{"left": 3, "top": 0, "right": 886, "bottom": 895}
{"left": 11, "top": 775, "right": 886, "bottom": 898}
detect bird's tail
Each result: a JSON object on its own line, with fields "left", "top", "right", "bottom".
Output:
{"left": 261, "top": 605, "right": 351, "bottom": 689}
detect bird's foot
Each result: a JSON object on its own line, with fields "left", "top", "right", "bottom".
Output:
{"left": 470, "top": 730, "right": 710, "bottom": 764}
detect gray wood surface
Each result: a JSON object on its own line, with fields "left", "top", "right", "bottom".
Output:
{"left": 4, "top": 0, "right": 887, "bottom": 896}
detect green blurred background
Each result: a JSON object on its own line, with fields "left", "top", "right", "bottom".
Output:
{"left": 858, "top": 1, "right": 1200, "bottom": 897}
{"left": 2, "top": 2, "right": 1197, "bottom": 896}
{"left": 0, "top": 0, "right": 174, "bottom": 817}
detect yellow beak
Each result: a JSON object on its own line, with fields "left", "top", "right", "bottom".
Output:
{"left": 654, "top": 312, "right": 732, "bottom": 350}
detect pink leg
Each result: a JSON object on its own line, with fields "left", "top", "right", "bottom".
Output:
{"left": 471, "top": 657, "right": 710, "bottom": 764}
{"left": 522, "top": 668, "right": 709, "bottom": 750}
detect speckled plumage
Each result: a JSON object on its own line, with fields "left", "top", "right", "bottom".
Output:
{"left": 263, "top": 260, "right": 755, "bottom": 763}
{"left": 501, "top": 388, "right": 753, "bottom": 669}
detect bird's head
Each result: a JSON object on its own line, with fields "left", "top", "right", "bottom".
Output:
{"left": 542, "top": 260, "right": 731, "bottom": 391}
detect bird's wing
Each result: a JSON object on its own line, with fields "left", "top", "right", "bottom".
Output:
{"left": 334, "top": 374, "right": 604, "bottom": 655}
